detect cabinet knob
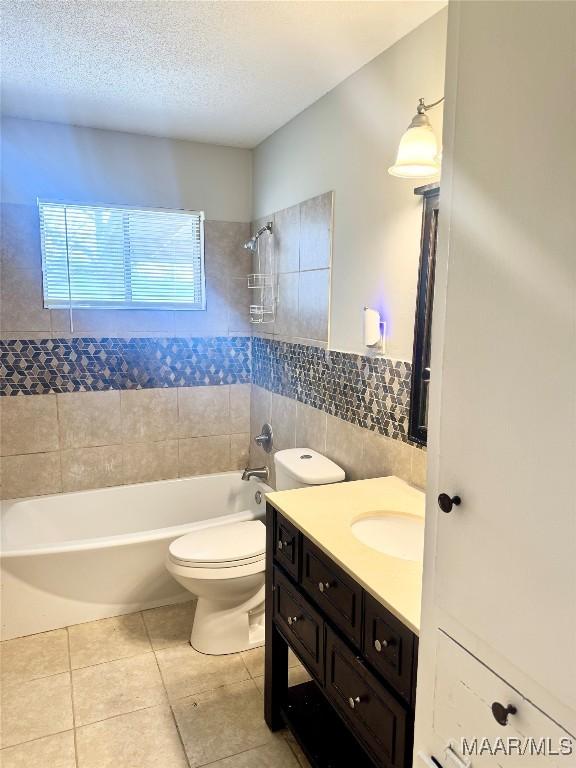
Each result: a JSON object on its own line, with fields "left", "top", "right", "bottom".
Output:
{"left": 287, "top": 616, "right": 298, "bottom": 627}
{"left": 491, "top": 702, "right": 517, "bottom": 726}
{"left": 277, "top": 540, "right": 283, "bottom": 550}
{"left": 438, "top": 493, "right": 461, "bottom": 514}
{"left": 348, "top": 696, "right": 361, "bottom": 710}
{"left": 374, "top": 639, "right": 389, "bottom": 653}
{"left": 318, "top": 582, "right": 330, "bottom": 593}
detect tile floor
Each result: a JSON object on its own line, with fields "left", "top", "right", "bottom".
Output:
{"left": 0, "top": 601, "right": 312, "bottom": 768}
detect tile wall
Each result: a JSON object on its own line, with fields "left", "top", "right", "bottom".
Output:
{"left": 0, "top": 204, "right": 253, "bottom": 498}
{"left": 251, "top": 191, "right": 332, "bottom": 346}
{"left": 0, "top": 207, "right": 252, "bottom": 339}
{"left": 0, "top": 384, "right": 250, "bottom": 499}
{"left": 248, "top": 191, "right": 426, "bottom": 490}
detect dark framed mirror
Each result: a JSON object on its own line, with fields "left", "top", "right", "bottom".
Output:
{"left": 408, "top": 183, "right": 439, "bottom": 446}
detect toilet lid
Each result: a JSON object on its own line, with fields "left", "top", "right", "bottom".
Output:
{"left": 169, "top": 521, "right": 266, "bottom": 566}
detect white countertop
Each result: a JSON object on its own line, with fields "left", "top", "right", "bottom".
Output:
{"left": 267, "top": 476, "right": 425, "bottom": 635}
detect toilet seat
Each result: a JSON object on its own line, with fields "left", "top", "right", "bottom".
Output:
{"left": 168, "top": 520, "right": 265, "bottom": 569}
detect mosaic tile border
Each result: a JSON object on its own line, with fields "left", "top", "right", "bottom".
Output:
{"left": 0, "top": 336, "right": 251, "bottom": 396}
{"left": 252, "top": 336, "right": 415, "bottom": 444}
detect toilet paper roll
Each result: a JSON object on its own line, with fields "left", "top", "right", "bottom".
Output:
{"left": 363, "top": 306, "right": 381, "bottom": 347}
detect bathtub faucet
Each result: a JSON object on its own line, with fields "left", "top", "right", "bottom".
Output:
{"left": 241, "top": 466, "right": 269, "bottom": 482}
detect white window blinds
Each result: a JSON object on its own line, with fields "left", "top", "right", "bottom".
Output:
{"left": 38, "top": 201, "right": 206, "bottom": 310}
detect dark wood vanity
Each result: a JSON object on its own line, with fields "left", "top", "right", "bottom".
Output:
{"left": 265, "top": 502, "right": 418, "bottom": 768}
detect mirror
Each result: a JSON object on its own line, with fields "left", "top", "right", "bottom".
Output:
{"left": 409, "top": 184, "right": 439, "bottom": 446}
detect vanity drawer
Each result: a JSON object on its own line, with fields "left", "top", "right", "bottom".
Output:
{"left": 301, "top": 538, "right": 363, "bottom": 646}
{"left": 363, "top": 593, "right": 416, "bottom": 705}
{"left": 273, "top": 567, "right": 324, "bottom": 683}
{"left": 325, "top": 626, "right": 409, "bottom": 768}
{"left": 273, "top": 511, "right": 300, "bottom": 579}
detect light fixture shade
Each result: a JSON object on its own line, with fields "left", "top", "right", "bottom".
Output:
{"left": 388, "top": 117, "right": 440, "bottom": 179}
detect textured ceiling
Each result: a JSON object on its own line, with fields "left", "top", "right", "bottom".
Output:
{"left": 1, "top": 0, "right": 445, "bottom": 148}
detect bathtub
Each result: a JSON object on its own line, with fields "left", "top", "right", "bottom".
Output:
{"left": 0, "top": 472, "right": 271, "bottom": 640}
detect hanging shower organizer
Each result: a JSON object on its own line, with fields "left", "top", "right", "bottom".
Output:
{"left": 248, "top": 221, "right": 276, "bottom": 324}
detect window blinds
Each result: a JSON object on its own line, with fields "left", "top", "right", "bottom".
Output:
{"left": 38, "top": 201, "right": 206, "bottom": 310}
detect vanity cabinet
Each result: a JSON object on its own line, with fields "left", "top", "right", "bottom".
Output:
{"left": 265, "top": 505, "right": 418, "bottom": 768}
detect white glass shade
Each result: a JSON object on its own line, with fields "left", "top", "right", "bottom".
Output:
{"left": 388, "top": 124, "right": 440, "bottom": 179}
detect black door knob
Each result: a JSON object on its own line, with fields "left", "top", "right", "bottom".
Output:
{"left": 491, "top": 702, "right": 517, "bottom": 726}
{"left": 438, "top": 493, "right": 461, "bottom": 513}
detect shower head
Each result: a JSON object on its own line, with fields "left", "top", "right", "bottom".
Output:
{"left": 243, "top": 236, "right": 258, "bottom": 252}
{"left": 243, "top": 221, "right": 273, "bottom": 251}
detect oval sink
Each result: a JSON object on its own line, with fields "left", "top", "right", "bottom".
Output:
{"left": 351, "top": 513, "right": 424, "bottom": 561}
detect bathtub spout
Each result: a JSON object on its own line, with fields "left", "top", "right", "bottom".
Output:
{"left": 241, "top": 466, "right": 269, "bottom": 482}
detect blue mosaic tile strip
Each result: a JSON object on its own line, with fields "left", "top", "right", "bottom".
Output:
{"left": 0, "top": 336, "right": 251, "bottom": 396}
{"left": 252, "top": 336, "right": 413, "bottom": 443}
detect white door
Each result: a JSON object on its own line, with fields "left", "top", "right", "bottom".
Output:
{"left": 433, "top": 1, "right": 576, "bottom": 717}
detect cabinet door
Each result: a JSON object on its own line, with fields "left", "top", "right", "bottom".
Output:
{"left": 432, "top": 1, "right": 576, "bottom": 715}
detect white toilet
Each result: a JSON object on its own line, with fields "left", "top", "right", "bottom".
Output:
{"left": 166, "top": 448, "right": 344, "bottom": 655}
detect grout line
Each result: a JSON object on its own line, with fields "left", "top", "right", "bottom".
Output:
{"left": 193, "top": 738, "right": 280, "bottom": 768}
{"left": 65, "top": 626, "right": 80, "bottom": 768}
{"left": 141, "top": 613, "right": 192, "bottom": 768}
{"left": 69, "top": 648, "right": 157, "bottom": 674}
{"left": 0, "top": 727, "right": 76, "bottom": 754}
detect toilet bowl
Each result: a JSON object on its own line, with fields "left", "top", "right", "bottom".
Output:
{"left": 166, "top": 520, "right": 266, "bottom": 655}
{"left": 166, "top": 451, "right": 344, "bottom": 655}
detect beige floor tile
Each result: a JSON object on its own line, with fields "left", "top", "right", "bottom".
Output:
{"left": 0, "top": 629, "right": 69, "bottom": 684}
{"left": 72, "top": 652, "right": 166, "bottom": 726}
{"left": 76, "top": 704, "right": 188, "bottom": 768}
{"left": 142, "top": 601, "right": 195, "bottom": 650}
{"left": 288, "top": 649, "right": 301, "bottom": 669}
{"left": 0, "top": 730, "right": 76, "bottom": 768}
{"left": 288, "top": 665, "right": 312, "bottom": 687}
{"left": 205, "top": 736, "right": 301, "bottom": 767}
{"left": 240, "top": 646, "right": 300, "bottom": 680}
{"left": 284, "top": 730, "right": 313, "bottom": 768}
{"left": 0, "top": 672, "right": 73, "bottom": 748}
{"left": 253, "top": 664, "right": 311, "bottom": 695}
{"left": 68, "top": 613, "right": 151, "bottom": 669}
{"left": 156, "top": 643, "right": 250, "bottom": 702}
{"left": 240, "top": 646, "right": 265, "bottom": 678}
{"left": 172, "top": 679, "right": 274, "bottom": 767}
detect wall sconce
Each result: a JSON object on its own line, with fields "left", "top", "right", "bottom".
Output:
{"left": 388, "top": 97, "right": 444, "bottom": 179}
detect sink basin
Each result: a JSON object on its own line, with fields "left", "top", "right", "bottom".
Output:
{"left": 351, "top": 513, "right": 424, "bottom": 561}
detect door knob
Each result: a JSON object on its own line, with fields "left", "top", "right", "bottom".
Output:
{"left": 491, "top": 702, "right": 517, "bottom": 726}
{"left": 438, "top": 493, "right": 461, "bottom": 514}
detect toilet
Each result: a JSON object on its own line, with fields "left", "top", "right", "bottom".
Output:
{"left": 166, "top": 448, "right": 344, "bottom": 655}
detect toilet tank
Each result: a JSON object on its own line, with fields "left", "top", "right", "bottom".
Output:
{"left": 274, "top": 449, "right": 345, "bottom": 491}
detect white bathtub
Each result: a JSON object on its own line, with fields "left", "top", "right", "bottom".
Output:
{"left": 0, "top": 472, "right": 271, "bottom": 640}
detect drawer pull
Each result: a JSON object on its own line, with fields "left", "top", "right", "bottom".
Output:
{"left": 374, "top": 638, "right": 390, "bottom": 652}
{"left": 438, "top": 493, "right": 461, "bottom": 514}
{"left": 491, "top": 702, "right": 517, "bottom": 726}
{"left": 348, "top": 696, "right": 361, "bottom": 710}
{"left": 287, "top": 616, "right": 299, "bottom": 627}
{"left": 318, "top": 581, "right": 331, "bottom": 593}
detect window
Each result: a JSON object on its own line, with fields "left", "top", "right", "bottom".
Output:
{"left": 38, "top": 201, "right": 205, "bottom": 310}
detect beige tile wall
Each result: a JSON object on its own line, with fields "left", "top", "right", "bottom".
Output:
{"left": 0, "top": 385, "right": 250, "bottom": 499}
{"left": 0, "top": 206, "right": 251, "bottom": 339}
{"left": 247, "top": 191, "right": 426, "bottom": 491}
{"left": 252, "top": 191, "right": 333, "bottom": 347}
{"left": 249, "top": 385, "right": 426, "bottom": 491}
